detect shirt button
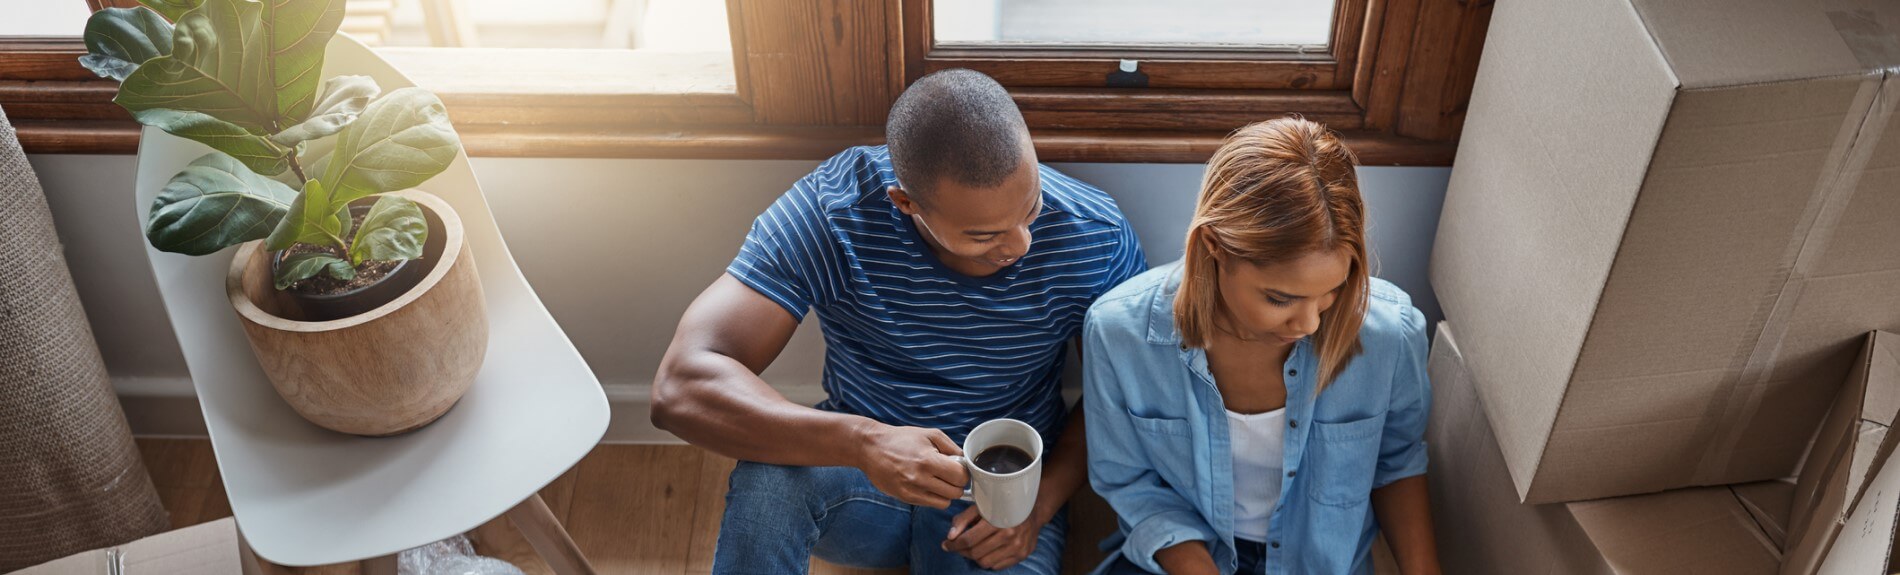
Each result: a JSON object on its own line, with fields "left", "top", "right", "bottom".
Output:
{"left": 1289, "top": 419, "right": 1298, "bottom": 428}
{"left": 1288, "top": 368, "right": 1298, "bottom": 376}
{"left": 1270, "top": 541, "right": 1281, "bottom": 549}
{"left": 1287, "top": 470, "right": 1296, "bottom": 477}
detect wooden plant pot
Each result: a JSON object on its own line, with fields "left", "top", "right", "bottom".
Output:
{"left": 226, "top": 189, "right": 488, "bottom": 437}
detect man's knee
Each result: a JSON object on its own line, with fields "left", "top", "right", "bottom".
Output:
{"left": 725, "top": 461, "right": 859, "bottom": 518}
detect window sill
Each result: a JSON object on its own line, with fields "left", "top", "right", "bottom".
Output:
{"left": 14, "top": 120, "right": 1453, "bottom": 166}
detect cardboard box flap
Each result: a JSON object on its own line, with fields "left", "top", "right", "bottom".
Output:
{"left": 1735, "top": 480, "right": 1799, "bottom": 550}
{"left": 1790, "top": 334, "right": 1882, "bottom": 544}
{"left": 1569, "top": 486, "right": 1780, "bottom": 575}
{"left": 6, "top": 554, "right": 109, "bottom": 575}
{"left": 1813, "top": 434, "right": 1900, "bottom": 575}
{"left": 118, "top": 518, "right": 249, "bottom": 575}
{"left": 1866, "top": 330, "right": 1900, "bottom": 428}
{"left": 4, "top": 518, "right": 255, "bottom": 575}
{"left": 1782, "top": 331, "right": 1900, "bottom": 575}
{"left": 1630, "top": 0, "right": 1900, "bottom": 89}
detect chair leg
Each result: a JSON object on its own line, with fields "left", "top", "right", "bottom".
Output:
{"left": 237, "top": 532, "right": 268, "bottom": 575}
{"left": 418, "top": 0, "right": 479, "bottom": 47}
{"left": 505, "top": 493, "right": 597, "bottom": 575}
{"left": 599, "top": 0, "right": 648, "bottom": 49}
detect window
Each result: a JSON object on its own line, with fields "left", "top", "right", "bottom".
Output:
{"left": 2, "top": 0, "right": 1491, "bottom": 164}
{"left": 933, "top": 0, "right": 1333, "bottom": 50}
{"left": 905, "top": 0, "right": 1365, "bottom": 92}
{"left": 361, "top": 0, "right": 738, "bottom": 96}
{"left": 903, "top": 0, "right": 1492, "bottom": 164}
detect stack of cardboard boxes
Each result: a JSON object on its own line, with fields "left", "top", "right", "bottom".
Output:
{"left": 1424, "top": 0, "right": 1900, "bottom": 573}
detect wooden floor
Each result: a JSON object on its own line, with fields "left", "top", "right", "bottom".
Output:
{"left": 138, "top": 438, "right": 1392, "bottom": 575}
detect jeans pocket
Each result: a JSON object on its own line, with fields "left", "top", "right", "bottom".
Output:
{"left": 1305, "top": 414, "right": 1383, "bottom": 507}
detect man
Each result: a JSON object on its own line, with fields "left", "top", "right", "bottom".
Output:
{"left": 652, "top": 68, "right": 1146, "bottom": 574}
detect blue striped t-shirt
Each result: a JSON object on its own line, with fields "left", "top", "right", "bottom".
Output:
{"left": 728, "top": 146, "right": 1148, "bottom": 443}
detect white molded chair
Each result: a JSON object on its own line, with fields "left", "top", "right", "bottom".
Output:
{"left": 131, "top": 34, "right": 606, "bottom": 572}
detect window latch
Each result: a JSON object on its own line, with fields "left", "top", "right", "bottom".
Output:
{"left": 1107, "top": 59, "right": 1150, "bottom": 88}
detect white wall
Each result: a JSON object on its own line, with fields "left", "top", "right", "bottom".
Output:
{"left": 1, "top": 0, "right": 91, "bottom": 35}
{"left": 24, "top": 154, "right": 1447, "bottom": 440}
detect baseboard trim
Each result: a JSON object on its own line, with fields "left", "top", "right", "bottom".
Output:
{"left": 119, "top": 379, "right": 1081, "bottom": 442}
{"left": 118, "top": 378, "right": 833, "bottom": 445}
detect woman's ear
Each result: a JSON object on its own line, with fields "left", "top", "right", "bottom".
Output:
{"left": 1198, "top": 230, "right": 1226, "bottom": 268}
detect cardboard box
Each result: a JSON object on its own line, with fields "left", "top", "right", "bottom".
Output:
{"left": 1566, "top": 484, "right": 1794, "bottom": 575}
{"left": 1781, "top": 331, "right": 1900, "bottom": 575}
{"left": 1427, "top": 323, "right": 1898, "bottom": 574}
{"left": 1430, "top": 0, "right": 1900, "bottom": 503}
{"left": 1427, "top": 321, "right": 1617, "bottom": 575}
{"left": 6, "top": 518, "right": 260, "bottom": 575}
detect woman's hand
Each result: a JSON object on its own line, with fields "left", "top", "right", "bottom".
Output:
{"left": 942, "top": 505, "right": 1044, "bottom": 570}
{"left": 1372, "top": 475, "right": 1442, "bottom": 575}
{"left": 1154, "top": 541, "right": 1222, "bottom": 575}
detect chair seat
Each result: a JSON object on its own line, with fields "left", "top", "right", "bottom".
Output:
{"left": 130, "top": 34, "right": 608, "bottom": 567}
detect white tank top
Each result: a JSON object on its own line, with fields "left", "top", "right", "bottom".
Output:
{"left": 1227, "top": 407, "right": 1287, "bottom": 543}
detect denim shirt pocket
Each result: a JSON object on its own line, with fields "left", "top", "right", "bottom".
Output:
{"left": 1130, "top": 412, "right": 1191, "bottom": 437}
{"left": 1304, "top": 413, "right": 1385, "bottom": 507}
{"left": 1128, "top": 411, "right": 1195, "bottom": 484}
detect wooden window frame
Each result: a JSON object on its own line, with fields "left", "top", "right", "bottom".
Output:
{"left": 904, "top": 0, "right": 1488, "bottom": 165}
{"left": 2, "top": 0, "right": 1490, "bottom": 165}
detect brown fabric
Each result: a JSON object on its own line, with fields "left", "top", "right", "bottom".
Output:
{"left": 0, "top": 104, "right": 170, "bottom": 571}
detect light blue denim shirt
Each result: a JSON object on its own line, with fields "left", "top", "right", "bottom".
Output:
{"left": 1084, "top": 260, "right": 1431, "bottom": 575}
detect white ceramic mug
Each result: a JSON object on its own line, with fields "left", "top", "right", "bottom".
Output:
{"left": 952, "top": 418, "right": 1044, "bottom": 529}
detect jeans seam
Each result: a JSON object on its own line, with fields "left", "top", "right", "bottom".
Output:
{"left": 821, "top": 494, "right": 910, "bottom": 519}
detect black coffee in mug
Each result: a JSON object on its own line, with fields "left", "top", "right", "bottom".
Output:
{"left": 974, "top": 445, "right": 1034, "bottom": 474}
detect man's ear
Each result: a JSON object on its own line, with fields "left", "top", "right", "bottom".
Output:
{"left": 888, "top": 186, "right": 923, "bottom": 216}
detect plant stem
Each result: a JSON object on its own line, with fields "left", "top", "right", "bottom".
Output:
{"left": 287, "top": 152, "right": 308, "bottom": 184}
{"left": 323, "top": 229, "right": 349, "bottom": 252}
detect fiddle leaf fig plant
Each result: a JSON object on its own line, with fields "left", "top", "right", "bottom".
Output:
{"left": 81, "top": 0, "right": 463, "bottom": 293}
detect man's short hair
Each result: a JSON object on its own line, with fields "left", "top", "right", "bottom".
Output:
{"left": 886, "top": 69, "right": 1029, "bottom": 202}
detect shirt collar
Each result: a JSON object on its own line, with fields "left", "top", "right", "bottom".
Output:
{"left": 1147, "top": 263, "right": 1186, "bottom": 345}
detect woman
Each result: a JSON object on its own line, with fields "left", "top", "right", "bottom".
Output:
{"left": 1083, "top": 117, "right": 1439, "bottom": 575}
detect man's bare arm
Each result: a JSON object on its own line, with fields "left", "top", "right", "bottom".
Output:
{"left": 652, "top": 274, "right": 968, "bottom": 508}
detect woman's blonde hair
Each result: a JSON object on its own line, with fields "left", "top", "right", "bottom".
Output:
{"left": 1175, "top": 117, "right": 1370, "bottom": 393}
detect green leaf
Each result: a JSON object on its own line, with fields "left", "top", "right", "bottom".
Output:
{"left": 129, "top": 108, "right": 289, "bottom": 175}
{"left": 264, "top": 0, "right": 347, "bottom": 124}
{"left": 266, "top": 179, "right": 345, "bottom": 251}
{"left": 291, "top": 148, "right": 350, "bottom": 239}
{"left": 116, "top": 0, "right": 275, "bottom": 134}
{"left": 348, "top": 195, "right": 427, "bottom": 266}
{"left": 145, "top": 152, "right": 298, "bottom": 256}
{"left": 334, "top": 197, "right": 354, "bottom": 242}
{"left": 79, "top": 7, "right": 173, "bottom": 81}
{"left": 271, "top": 75, "right": 379, "bottom": 147}
{"left": 303, "top": 149, "right": 332, "bottom": 178}
{"left": 115, "top": 0, "right": 346, "bottom": 135}
{"left": 320, "top": 87, "right": 462, "bottom": 205}
{"left": 137, "top": 0, "right": 202, "bottom": 22}
{"left": 274, "top": 252, "right": 354, "bottom": 290}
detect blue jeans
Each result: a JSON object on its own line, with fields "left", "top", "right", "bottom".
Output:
{"left": 712, "top": 461, "right": 1067, "bottom": 574}
{"left": 1093, "top": 539, "right": 1267, "bottom": 575}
